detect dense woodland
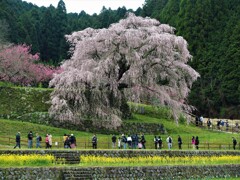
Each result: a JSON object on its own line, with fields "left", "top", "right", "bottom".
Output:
{"left": 0, "top": 0, "right": 239, "bottom": 119}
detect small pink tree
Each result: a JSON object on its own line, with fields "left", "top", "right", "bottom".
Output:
{"left": 0, "top": 44, "right": 61, "bottom": 86}
{"left": 50, "top": 13, "right": 200, "bottom": 128}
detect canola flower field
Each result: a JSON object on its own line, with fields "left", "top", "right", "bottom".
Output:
{"left": 0, "top": 154, "right": 240, "bottom": 167}
{"left": 0, "top": 154, "right": 55, "bottom": 167}
{"left": 80, "top": 155, "right": 240, "bottom": 167}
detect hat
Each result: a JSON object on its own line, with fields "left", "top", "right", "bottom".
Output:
{"left": 71, "top": 134, "right": 73, "bottom": 136}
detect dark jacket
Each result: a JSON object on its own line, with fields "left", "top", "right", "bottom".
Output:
{"left": 92, "top": 136, "right": 97, "bottom": 144}
{"left": 16, "top": 134, "right": 20, "bottom": 142}
{"left": 112, "top": 135, "right": 116, "bottom": 143}
{"left": 195, "top": 138, "right": 199, "bottom": 145}
{"left": 28, "top": 133, "right": 33, "bottom": 140}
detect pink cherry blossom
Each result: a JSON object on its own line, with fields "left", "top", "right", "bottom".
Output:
{"left": 0, "top": 44, "right": 62, "bottom": 86}
{"left": 49, "top": 13, "right": 199, "bottom": 128}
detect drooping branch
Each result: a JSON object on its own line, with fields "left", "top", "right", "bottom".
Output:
{"left": 49, "top": 13, "right": 199, "bottom": 128}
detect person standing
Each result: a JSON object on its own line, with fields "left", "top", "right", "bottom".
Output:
{"left": 121, "top": 134, "right": 127, "bottom": 149}
{"left": 127, "top": 135, "right": 132, "bottom": 149}
{"left": 92, "top": 134, "right": 97, "bottom": 149}
{"left": 207, "top": 119, "right": 211, "bottom": 129}
{"left": 178, "top": 135, "right": 182, "bottom": 149}
{"left": 14, "top": 132, "right": 21, "bottom": 149}
{"left": 232, "top": 137, "right": 237, "bottom": 150}
{"left": 70, "top": 134, "right": 76, "bottom": 148}
{"left": 226, "top": 120, "right": 229, "bottom": 131}
{"left": 133, "top": 134, "right": 139, "bottom": 149}
{"left": 131, "top": 134, "right": 136, "bottom": 149}
{"left": 166, "top": 136, "right": 173, "bottom": 150}
{"left": 36, "top": 133, "right": 42, "bottom": 148}
{"left": 45, "top": 134, "right": 49, "bottom": 149}
{"left": 199, "top": 116, "right": 203, "bottom": 126}
{"left": 48, "top": 134, "right": 52, "bottom": 149}
{"left": 191, "top": 136, "right": 195, "bottom": 149}
{"left": 27, "top": 131, "right": 33, "bottom": 148}
{"left": 154, "top": 136, "right": 158, "bottom": 149}
{"left": 112, "top": 134, "right": 117, "bottom": 148}
{"left": 158, "top": 136, "right": 162, "bottom": 149}
{"left": 141, "top": 133, "right": 146, "bottom": 149}
{"left": 63, "top": 134, "right": 68, "bottom": 148}
{"left": 118, "top": 137, "right": 121, "bottom": 149}
{"left": 195, "top": 136, "right": 199, "bottom": 149}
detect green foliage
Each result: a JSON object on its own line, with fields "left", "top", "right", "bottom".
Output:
{"left": 178, "top": 114, "right": 187, "bottom": 125}
{"left": 0, "top": 0, "right": 239, "bottom": 119}
{"left": 141, "top": 0, "right": 240, "bottom": 119}
{"left": 128, "top": 103, "right": 173, "bottom": 120}
{"left": 0, "top": 81, "right": 15, "bottom": 87}
{"left": 0, "top": 86, "right": 52, "bottom": 118}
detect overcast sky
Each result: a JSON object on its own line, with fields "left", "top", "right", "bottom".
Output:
{"left": 23, "top": 0, "right": 145, "bottom": 15}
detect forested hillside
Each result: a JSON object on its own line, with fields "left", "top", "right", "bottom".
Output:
{"left": 141, "top": 0, "right": 240, "bottom": 118}
{"left": 0, "top": 0, "right": 132, "bottom": 64}
{"left": 0, "top": 0, "right": 239, "bottom": 118}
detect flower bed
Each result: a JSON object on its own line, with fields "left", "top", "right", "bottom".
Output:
{"left": 0, "top": 154, "right": 55, "bottom": 167}
{"left": 80, "top": 155, "right": 240, "bottom": 166}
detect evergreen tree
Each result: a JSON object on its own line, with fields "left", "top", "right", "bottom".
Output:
{"left": 55, "top": 0, "right": 68, "bottom": 62}
{"left": 39, "top": 6, "right": 58, "bottom": 63}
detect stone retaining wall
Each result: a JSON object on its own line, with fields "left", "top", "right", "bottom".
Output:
{"left": 1, "top": 150, "right": 240, "bottom": 164}
{"left": 1, "top": 150, "right": 240, "bottom": 179}
{"left": 1, "top": 150, "right": 240, "bottom": 158}
{"left": 0, "top": 165, "right": 240, "bottom": 180}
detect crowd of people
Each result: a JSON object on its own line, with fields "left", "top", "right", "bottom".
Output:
{"left": 196, "top": 116, "right": 239, "bottom": 132}
{"left": 110, "top": 134, "right": 147, "bottom": 149}
{"left": 13, "top": 131, "right": 238, "bottom": 150}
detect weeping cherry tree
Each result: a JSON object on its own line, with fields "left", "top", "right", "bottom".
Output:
{"left": 49, "top": 13, "right": 199, "bottom": 128}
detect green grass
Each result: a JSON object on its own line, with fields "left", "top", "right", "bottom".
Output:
{"left": 0, "top": 95, "right": 239, "bottom": 150}
{"left": 0, "top": 118, "right": 92, "bottom": 137}
{"left": 128, "top": 102, "right": 172, "bottom": 120}
{"left": 0, "top": 115, "right": 239, "bottom": 150}
{"left": 0, "top": 118, "right": 110, "bottom": 149}
{"left": 130, "top": 114, "right": 239, "bottom": 145}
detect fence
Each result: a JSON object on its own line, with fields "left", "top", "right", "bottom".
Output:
{"left": 191, "top": 120, "right": 240, "bottom": 134}
{"left": 1, "top": 136, "right": 239, "bottom": 150}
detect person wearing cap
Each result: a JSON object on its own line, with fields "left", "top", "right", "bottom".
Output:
{"left": 14, "top": 132, "right": 21, "bottom": 149}
{"left": 70, "top": 134, "right": 76, "bottom": 148}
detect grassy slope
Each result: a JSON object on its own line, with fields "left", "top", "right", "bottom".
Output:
{"left": 0, "top": 86, "right": 51, "bottom": 116}
{"left": 0, "top": 86, "right": 238, "bottom": 149}
{"left": 0, "top": 115, "right": 238, "bottom": 150}
{"left": 0, "top": 119, "right": 109, "bottom": 149}
{"left": 129, "top": 114, "right": 239, "bottom": 146}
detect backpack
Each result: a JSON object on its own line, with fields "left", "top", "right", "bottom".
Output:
{"left": 39, "top": 136, "right": 42, "bottom": 141}
{"left": 169, "top": 137, "right": 172, "bottom": 143}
